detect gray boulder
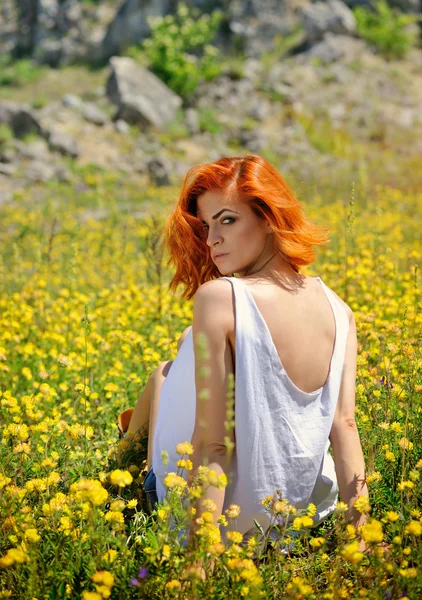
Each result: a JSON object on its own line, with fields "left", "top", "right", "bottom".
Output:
{"left": 99, "top": 0, "right": 171, "bottom": 62}
{"left": 48, "top": 130, "right": 79, "bottom": 158}
{"left": 307, "top": 33, "right": 366, "bottom": 64}
{"left": 25, "top": 159, "right": 56, "bottom": 183}
{"left": 81, "top": 102, "right": 108, "bottom": 126}
{"left": 0, "top": 100, "right": 43, "bottom": 138}
{"left": 106, "top": 56, "right": 182, "bottom": 128}
{"left": 301, "top": 0, "right": 356, "bottom": 44}
{"left": 146, "top": 156, "right": 171, "bottom": 186}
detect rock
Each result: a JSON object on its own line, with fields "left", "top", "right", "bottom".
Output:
{"left": 307, "top": 33, "right": 365, "bottom": 64}
{"left": 238, "top": 129, "right": 269, "bottom": 152}
{"left": 0, "top": 148, "right": 16, "bottom": 164}
{"left": 185, "top": 108, "right": 200, "bottom": 135}
{"left": 25, "top": 159, "right": 56, "bottom": 182}
{"left": 301, "top": 0, "right": 356, "bottom": 44}
{"left": 344, "top": 0, "right": 421, "bottom": 12}
{"left": 0, "top": 100, "right": 43, "bottom": 138}
{"left": 48, "top": 130, "right": 79, "bottom": 158}
{"left": 98, "top": 0, "right": 170, "bottom": 62}
{"left": 247, "top": 100, "right": 270, "bottom": 121}
{"left": 106, "top": 56, "right": 182, "bottom": 128}
{"left": 0, "top": 163, "right": 16, "bottom": 176}
{"left": 62, "top": 94, "right": 83, "bottom": 110}
{"left": 81, "top": 102, "right": 108, "bottom": 126}
{"left": 243, "top": 58, "right": 265, "bottom": 86}
{"left": 16, "top": 138, "right": 49, "bottom": 161}
{"left": 145, "top": 156, "right": 171, "bottom": 186}
{"left": 114, "top": 119, "right": 130, "bottom": 134}
{"left": 54, "top": 165, "right": 72, "bottom": 182}
{"left": 226, "top": 0, "right": 304, "bottom": 58}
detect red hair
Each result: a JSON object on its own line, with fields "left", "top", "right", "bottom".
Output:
{"left": 164, "top": 154, "right": 331, "bottom": 300}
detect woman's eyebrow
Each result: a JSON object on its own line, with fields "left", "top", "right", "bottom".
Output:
{"left": 199, "top": 208, "right": 239, "bottom": 223}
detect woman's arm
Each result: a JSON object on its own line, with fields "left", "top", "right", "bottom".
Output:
{"left": 329, "top": 309, "right": 369, "bottom": 529}
{"left": 188, "top": 281, "right": 235, "bottom": 530}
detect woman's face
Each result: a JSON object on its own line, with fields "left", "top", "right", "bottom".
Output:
{"left": 196, "top": 189, "right": 272, "bottom": 277}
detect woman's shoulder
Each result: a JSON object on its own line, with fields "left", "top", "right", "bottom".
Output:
{"left": 320, "top": 279, "right": 353, "bottom": 323}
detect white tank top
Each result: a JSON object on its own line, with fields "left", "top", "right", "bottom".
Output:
{"left": 152, "top": 276, "right": 350, "bottom": 538}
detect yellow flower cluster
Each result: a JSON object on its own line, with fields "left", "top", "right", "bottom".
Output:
{"left": 82, "top": 570, "right": 115, "bottom": 600}
{"left": 360, "top": 519, "right": 383, "bottom": 543}
{"left": 226, "top": 558, "right": 262, "bottom": 587}
{"left": 164, "top": 472, "right": 187, "bottom": 489}
{"left": 70, "top": 479, "right": 108, "bottom": 506}
{"left": 0, "top": 547, "right": 27, "bottom": 568}
{"left": 286, "top": 576, "right": 313, "bottom": 597}
{"left": 292, "top": 516, "right": 314, "bottom": 530}
{"left": 175, "top": 441, "right": 194, "bottom": 455}
{"left": 109, "top": 470, "right": 133, "bottom": 487}
{"left": 341, "top": 541, "right": 364, "bottom": 565}
{"left": 353, "top": 496, "right": 371, "bottom": 514}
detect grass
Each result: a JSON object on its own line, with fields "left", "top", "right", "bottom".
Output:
{"left": 0, "top": 168, "right": 421, "bottom": 598}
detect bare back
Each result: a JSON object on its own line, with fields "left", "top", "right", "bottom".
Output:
{"left": 226, "top": 275, "right": 350, "bottom": 394}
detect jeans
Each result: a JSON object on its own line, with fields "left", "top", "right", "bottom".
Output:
{"left": 143, "top": 466, "right": 158, "bottom": 513}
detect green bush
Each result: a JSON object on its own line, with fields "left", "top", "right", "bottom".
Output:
{"left": 353, "top": 0, "right": 420, "bottom": 60}
{"left": 136, "top": 2, "right": 224, "bottom": 100}
{"left": 0, "top": 57, "right": 46, "bottom": 87}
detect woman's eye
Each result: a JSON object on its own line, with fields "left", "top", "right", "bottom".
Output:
{"left": 202, "top": 217, "right": 235, "bottom": 231}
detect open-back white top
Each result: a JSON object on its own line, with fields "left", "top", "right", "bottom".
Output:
{"left": 152, "top": 276, "right": 350, "bottom": 539}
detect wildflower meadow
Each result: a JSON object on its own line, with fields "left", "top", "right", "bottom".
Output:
{"left": 0, "top": 175, "right": 421, "bottom": 599}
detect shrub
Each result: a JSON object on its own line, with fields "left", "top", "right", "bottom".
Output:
{"left": 137, "top": 2, "right": 224, "bottom": 100}
{"left": 0, "top": 57, "right": 46, "bottom": 87}
{"left": 353, "top": 0, "right": 420, "bottom": 60}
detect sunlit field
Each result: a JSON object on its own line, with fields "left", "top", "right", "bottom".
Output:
{"left": 0, "top": 175, "right": 421, "bottom": 599}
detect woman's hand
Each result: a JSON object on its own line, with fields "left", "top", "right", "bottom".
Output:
{"left": 358, "top": 538, "right": 390, "bottom": 555}
{"left": 181, "top": 557, "right": 215, "bottom": 582}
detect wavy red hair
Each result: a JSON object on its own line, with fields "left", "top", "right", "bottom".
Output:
{"left": 164, "top": 154, "right": 331, "bottom": 300}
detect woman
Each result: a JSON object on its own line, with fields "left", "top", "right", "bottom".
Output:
{"left": 120, "top": 154, "right": 369, "bottom": 547}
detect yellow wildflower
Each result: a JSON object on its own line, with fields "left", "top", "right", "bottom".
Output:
{"left": 346, "top": 524, "right": 357, "bottom": 539}
{"left": 165, "top": 580, "right": 181, "bottom": 591}
{"left": 109, "top": 470, "right": 133, "bottom": 487}
{"left": 301, "top": 515, "right": 314, "bottom": 528}
{"left": 360, "top": 519, "right": 383, "bottom": 543}
{"left": 175, "top": 441, "right": 194, "bottom": 455}
{"left": 92, "top": 571, "right": 114, "bottom": 588}
{"left": 105, "top": 511, "right": 124, "bottom": 524}
{"left": 399, "top": 438, "right": 413, "bottom": 451}
{"left": 201, "top": 498, "right": 217, "bottom": 512}
{"left": 335, "top": 502, "right": 349, "bottom": 514}
{"left": 208, "top": 542, "right": 225, "bottom": 556}
{"left": 102, "top": 550, "right": 117, "bottom": 563}
{"left": 386, "top": 511, "right": 400, "bottom": 523}
{"left": 109, "top": 500, "right": 125, "bottom": 512}
{"left": 341, "top": 541, "right": 364, "bottom": 564}
{"left": 164, "top": 472, "right": 187, "bottom": 489}
{"left": 397, "top": 481, "right": 414, "bottom": 491}
{"left": 226, "top": 504, "right": 241, "bottom": 519}
{"left": 353, "top": 496, "right": 371, "bottom": 514}
{"left": 405, "top": 521, "right": 421, "bottom": 536}
{"left": 227, "top": 531, "right": 243, "bottom": 544}
{"left": 176, "top": 459, "right": 193, "bottom": 470}
{"left": 310, "top": 537, "right": 325, "bottom": 548}
{"left": 24, "top": 528, "right": 41, "bottom": 543}
{"left": 82, "top": 593, "right": 102, "bottom": 600}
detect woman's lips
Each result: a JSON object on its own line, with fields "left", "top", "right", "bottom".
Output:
{"left": 215, "top": 253, "right": 228, "bottom": 260}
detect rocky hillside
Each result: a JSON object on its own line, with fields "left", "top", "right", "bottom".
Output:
{"left": 0, "top": 0, "right": 421, "bottom": 205}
